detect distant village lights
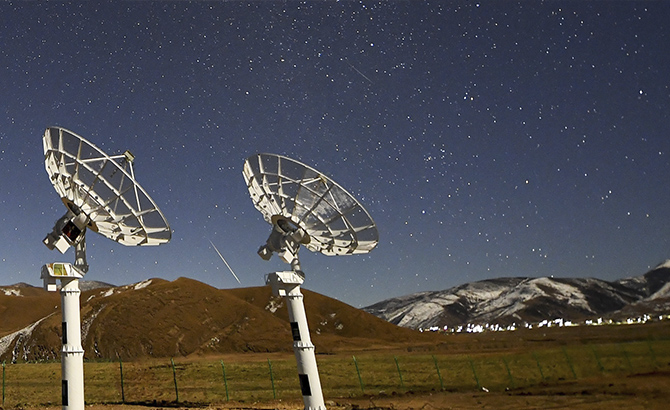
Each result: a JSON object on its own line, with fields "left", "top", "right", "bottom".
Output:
{"left": 419, "top": 314, "right": 669, "bottom": 334}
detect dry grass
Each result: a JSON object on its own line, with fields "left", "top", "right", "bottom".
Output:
{"left": 2, "top": 322, "right": 669, "bottom": 408}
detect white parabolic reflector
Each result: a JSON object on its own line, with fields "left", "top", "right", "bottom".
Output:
{"left": 43, "top": 126, "right": 171, "bottom": 246}
{"left": 243, "top": 153, "right": 379, "bottom": 256}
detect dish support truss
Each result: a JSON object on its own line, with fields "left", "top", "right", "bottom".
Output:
{"left": 243, "top": 153, "right": 378, "bottom": 257}
{"left": 43, "top": 126, "right": 171, "bottom": 250}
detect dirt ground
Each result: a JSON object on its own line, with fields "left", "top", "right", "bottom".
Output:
{"left": 22, "top": 370, "right": 669, "bottom": 410}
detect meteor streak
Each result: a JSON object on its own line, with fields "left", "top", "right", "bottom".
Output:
{"left": 209, "top": 240, "right": 241, "bottom": 284}
{"left": 345, "top": 58, "right": 373, "bottom": 84}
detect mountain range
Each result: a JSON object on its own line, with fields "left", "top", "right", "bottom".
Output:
{"left": 2, "top": 261, "right": 669, "bottom": 362}
{"left": 0, "top": 277, "right": 437, "bottom": 362}
{"left": 362, "top": 260, "right": 670, "bottom": 330}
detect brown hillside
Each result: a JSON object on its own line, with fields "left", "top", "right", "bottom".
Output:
{"left": 227, "top": 286, "right": 435, "bottom": 351}
{"left": 80, "top": 277, "right": 293, "bottom": 359}
{"left": 1, "top": 278, "right": 437, "bottom": 362}
{"left": 0, "top": 284, "right": 62, "bottom": 362}
{"left": 0, "top": 284, "right": 60, "bottom": 334}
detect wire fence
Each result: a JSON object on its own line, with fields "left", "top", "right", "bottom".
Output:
{"left": 1, "top": 338, "right": 668, "bottom": 407}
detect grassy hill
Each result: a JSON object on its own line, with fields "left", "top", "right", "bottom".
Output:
{"left": 0, "top": 277, "right": 438, "bottom": 362}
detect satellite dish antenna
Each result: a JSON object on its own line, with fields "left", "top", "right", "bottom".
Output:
{"left": 40, "top": 126, "right": 171, "bottom": 410}
{"left": 243, "top": 153, "right": 378, "bottom": 410}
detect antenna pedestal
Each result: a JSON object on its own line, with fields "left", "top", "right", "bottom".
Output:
{"left": 266, "top": 271, "right": 326, "bottom": 410}
{"left": 41, "top": 263, "right": 85, "bottom": 410}
{"left": 246, "top": 154, "right": 379, "bottom": 410}
{"left": 41, "top": 127, "right": 171, "bottom": 410}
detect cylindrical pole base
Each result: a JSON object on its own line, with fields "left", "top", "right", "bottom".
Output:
{"left": 287, "top": 294, "right": 325, "bottom": 410}
{"left": 60, "top": 278, "right": 85, "bottom": 410}
{"left": 267, "top": 272, "right": 326, "bottom": 410}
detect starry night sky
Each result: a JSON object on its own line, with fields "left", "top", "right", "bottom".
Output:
{"left": 1, "top": 1, "right": 669, "bottom": 308}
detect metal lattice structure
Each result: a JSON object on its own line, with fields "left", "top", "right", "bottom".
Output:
{"left": 243, "top": 153, "right": 378, "bottom": 256}
{"left": 43, "top": 126, "right": 171, "bottom": 246}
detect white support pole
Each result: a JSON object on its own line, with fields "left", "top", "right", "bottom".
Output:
{"left": 60, "top": 278, "right": 85, "bottom": 410}
{"left": 267, "top": 271, "right": 326, "bottom": 410}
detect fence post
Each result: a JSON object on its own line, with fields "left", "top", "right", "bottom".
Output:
{"left": 220, "top": 360, "right": 230, "bottom": 401}
{"left": 393, "top": 356, "right": 404, "bottom": 388}
{"left": 590, "top": 346, "right": 604, "bottom": 372}
{"left": 2, "top": 360, "right": 5, "bottom": 406}
{"left": 619, "top": 344, "right": 632, "bottom": 370}
{"left": 468, "top": 357, "right": 481, "bottom": 390}
{"left": 268, "top": 359, "right": 277, "bottom": 399}
{"left": 501, "top": 357, "right": 515, "bottom": 388}
{"left": 647, "top": 340, "right": 658, "bottom": 368}
{"left": 562, "top": 347, "right": 577, "bottom": 379}
{"left": 432, "top": 355, "right": 444, "bottom": 391}
{"left": 352, "top": 356, "right": 364, "bottom": 393}
{"left": 118, "top": 357, "right": 125, "bottom": 403}
{"left": 170, "top": 358, "right": 179, "bottom": 402}
{"left": 532, "top": 352, "right": 545, "bottom": 381}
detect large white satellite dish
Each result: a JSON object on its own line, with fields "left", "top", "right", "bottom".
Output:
{"left": 243, "top": 153, "right": 379, "bottom": 410}
{"left": 40, "top": 126, "right": 171, "bottom": 410}
{"left": 243, "top": 152, "right": 378, "bottom": 264}
{"left": 43, "top": 126, "right": 170, "bottom": 256}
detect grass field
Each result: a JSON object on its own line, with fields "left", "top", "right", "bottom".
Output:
{"left": 2, "top": 321, "right": 669, "bottom": 408}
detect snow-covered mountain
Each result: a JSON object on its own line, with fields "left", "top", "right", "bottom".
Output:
{"left": 363, "top": 260, "right": 670, "bottom": 330}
